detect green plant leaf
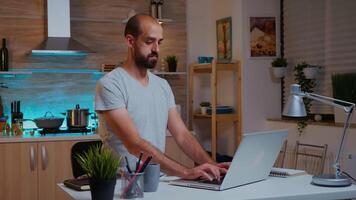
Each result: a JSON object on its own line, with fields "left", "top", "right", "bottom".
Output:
{"left": 75, "top": 145, "right": 121, "bottom": 180}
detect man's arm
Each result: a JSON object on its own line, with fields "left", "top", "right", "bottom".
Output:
{"left": 167, "top": 107, "right": 214, "bottom": 165}
{"left": 101, "top": 108, "right": 222, "bottom": 180}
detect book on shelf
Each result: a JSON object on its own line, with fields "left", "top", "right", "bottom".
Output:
{"left": 63, "top": 178, "right": 90, "bottom": 191}
{"left": 269, "top": 167, "right": 307, "bottom": 177}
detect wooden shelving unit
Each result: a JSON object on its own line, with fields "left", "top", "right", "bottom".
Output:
{"left": 188, "top": 61, "right": 242, "bottom": 161}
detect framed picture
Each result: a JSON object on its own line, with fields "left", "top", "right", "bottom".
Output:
{"left": 216, "top": 17, "right": 232, "bottom": 63}
{"left": 249, "top": 17, "right": 277, "bottom": 58}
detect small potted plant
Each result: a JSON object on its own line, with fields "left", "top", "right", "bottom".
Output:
{"left": 303, "top": 64, "right": 320, "bottom": 79}
{"left": 76, "top": 145, "right": 121, "bottom": 200}
{"left": 165, "top": 55, "right": 178, "bottom": 72}
{"left": 199, "top": 101, "right": 211, "bottom": 115}
{"left": 271, "top": 57, "right": 288, "bottom": 78}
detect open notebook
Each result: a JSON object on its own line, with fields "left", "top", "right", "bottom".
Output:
{"left": 269, "top": 167, "right": 307, "bottom": 177}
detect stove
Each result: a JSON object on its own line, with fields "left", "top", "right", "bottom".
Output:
{"left": 39, "top": 127, "right": 92, "bottom": 135}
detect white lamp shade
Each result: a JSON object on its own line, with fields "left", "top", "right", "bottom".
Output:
{"left": 282, "top": 84, "right": 307, "bottom": 117}
{"left": 283, "top": 95, "right": 307, "bottom": 117}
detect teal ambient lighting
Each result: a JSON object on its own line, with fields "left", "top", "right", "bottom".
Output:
{"left": 31, "top": 50, "right": 88, "bottom": 57}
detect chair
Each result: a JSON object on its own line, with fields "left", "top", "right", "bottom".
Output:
{"left": 273, "top": 140, "right": 288, "bottom": 168}
{"left": 293, "top": 141, "right": 328, "bottom": 175}
{"left": 71, "top": 140, "right": 102, "bottom": 178}
{"left": 101, "top": 64, "right": 118, "bottom": 72}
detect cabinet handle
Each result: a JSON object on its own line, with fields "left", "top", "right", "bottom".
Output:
{"left": 41, "top": 145, "right": 48, "bottom": 170}
{"left": 30, "top": 145, "right": 36, "bottom": 171}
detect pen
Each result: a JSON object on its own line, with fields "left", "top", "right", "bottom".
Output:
{"left": 139, "top": 156, "right": 153, "bottom": 173}
{"left": 125, "top": 156, "right": 132, "bottom": 173}
{"left": 136, "top": 152, "right": 143, "bottom": 173}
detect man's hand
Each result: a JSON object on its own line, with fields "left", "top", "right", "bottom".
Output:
{"left": 217, "top": 162, "right": 231, "bottom": 170}
{"left": 182, "top": 163, "right": 227, "bottom": 181}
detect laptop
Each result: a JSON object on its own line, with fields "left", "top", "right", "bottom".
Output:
{"left": 169, "top": 129, "right": 288, "bottom": 191}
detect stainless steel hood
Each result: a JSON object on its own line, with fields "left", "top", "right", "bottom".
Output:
{"left": 31, "top": 0, "right": 93, "bottom": 56}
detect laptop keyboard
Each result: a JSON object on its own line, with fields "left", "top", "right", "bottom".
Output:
{"left": 196, "top": 175, "right": 225, "bottom": 185}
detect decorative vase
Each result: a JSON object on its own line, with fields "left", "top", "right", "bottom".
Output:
{"left": 89, "top": 178, "right": 116, "bottom": 200}
{"left": 272, "top": 67, "right": 287, "bottom": 78}
{"left": 303, "top": 67, "right": 318, "bottom": 79}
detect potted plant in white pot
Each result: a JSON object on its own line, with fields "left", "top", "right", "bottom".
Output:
{"left": 332, "top": 73, "right": 356, "bottom": 124}
{"left": 199, "top": 101, "right": 211, "bottom": 115}
{"left": 271, "top": 57, "right": 288, "bottom": 78}
{"left": 303, "top": 64, "right": 320, "bottom": 79}
{"left": 76, "top": 145, "right": 121, "bottom": 200}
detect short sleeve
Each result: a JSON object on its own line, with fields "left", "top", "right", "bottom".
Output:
{"left": 95, "top": 78, "right": 126, "bottom": 111}
{"left": 163, "top": 80, "right": 176, "bottom": 108}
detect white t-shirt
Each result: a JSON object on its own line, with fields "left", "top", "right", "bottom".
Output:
{"left": 95, "top": 67, "right": 175, "bottom": 166}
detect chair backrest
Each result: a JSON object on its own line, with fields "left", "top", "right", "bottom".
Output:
{"left": 71, "top": 140, "right": 102, "bottom": 178}
{"left": 101, "top": 64, "right": 117, "bottom": 72}
{"left": 293, "top": 141, "right": 328, "bottom": 175}
{"left": 273, "top": 140, "right": 288, "bottom": 168}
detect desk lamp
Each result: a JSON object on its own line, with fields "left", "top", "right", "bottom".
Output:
{"left": 283, "top": 84, "right": 355, "bottom": 187}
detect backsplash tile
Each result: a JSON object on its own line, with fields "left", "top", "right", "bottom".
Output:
{"left": 0, "top": 71, "right": 102, "bottom": 128}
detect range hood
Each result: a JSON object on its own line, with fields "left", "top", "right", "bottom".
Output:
{"left": 31, "top": 0, "right": 93, "bottom": 56}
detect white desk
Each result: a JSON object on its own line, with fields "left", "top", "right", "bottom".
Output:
{"left": 59, "top": 175, "right": 356, "bottom": 200}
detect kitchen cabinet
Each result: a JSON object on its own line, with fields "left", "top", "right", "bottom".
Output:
{"left": 0, "top": 142, "right": 38, "bottom": 200}
{"left": 0, "top": 139, "right": 99, "bottom": 200}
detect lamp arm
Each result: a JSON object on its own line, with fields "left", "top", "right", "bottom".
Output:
{"left": 303, "top": 92, "right": 355, "bottom": 112}
{"left": 333, "top": 108, "right": 354, "bottom": 175}
{"left": 302, "top": 92, "right": 355, "bottom": 175}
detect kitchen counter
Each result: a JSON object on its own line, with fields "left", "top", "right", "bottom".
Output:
{"left": 0, "top": 131, "right": 100, "bottom": 143}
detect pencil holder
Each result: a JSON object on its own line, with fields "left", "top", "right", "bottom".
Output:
{"left": 120, "top": 172, "right": 144, "bottom": 199}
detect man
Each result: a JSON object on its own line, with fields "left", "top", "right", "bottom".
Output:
{"left": 95, "top": 14, "right": 226, "bottom": 181}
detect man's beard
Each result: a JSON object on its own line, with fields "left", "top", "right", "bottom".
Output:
{"left": 134, "top": 50, "right": 158, "bottom": 69}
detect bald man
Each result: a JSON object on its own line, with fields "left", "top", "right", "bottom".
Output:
{"left": 95, "top": 14, "right": 227, "bottom": 181}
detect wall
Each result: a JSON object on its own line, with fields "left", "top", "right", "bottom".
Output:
{"left": 187, "top": 0, "right": 280, "bottom": 155}
{"left": 0, "top": 0, "right": 188, "bottom": 123}
{"left": 0, "top": 0, "right": 187, "bottom": 70}
{"left": 187, "top": 0, "right": 356, "bottom": 176}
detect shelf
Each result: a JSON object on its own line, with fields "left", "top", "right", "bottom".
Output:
{"left": 0, "top": 71, "right": 32, "bottom": 74}
{"left": 153, "top": 71, "right": 186, "bottom": 75}
{"left": 267, "top": 118, "right": 356, "bottom": 129}
{"left": 158, "top": 18, "right": 173, "bottom": 23}
{"left": 189, "top": 60, "right": 242, "bottom": 161}
{"left": 193, "top": 113, "right": 239, "bottom": 121}
{"left": 0, "top": 69, "right": 104, "bottom": 79}
{"left": 0, "top": 69, "right": 102, "bottom": 74}
{"left": 191, "top": 62, "right": 240, "bottom": 73}
{"left": 0, "top": 71, "right": 32, "bottom": 78}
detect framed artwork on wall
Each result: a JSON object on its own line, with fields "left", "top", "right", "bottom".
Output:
{"left": 249, "top": 17, "right": 277, "bottom": 58}
{"left": 216, "top": 17, "right": 232, "bottom": 63}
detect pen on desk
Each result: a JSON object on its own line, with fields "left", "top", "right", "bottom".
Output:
{"left": 139, "top": 156, "right": 153, "bottom": 173}
{"left": 125, "top": 156, "right": 132, "bottom": 173}
{"left": 136, "top": 152, "right": 143, "bottom": 173}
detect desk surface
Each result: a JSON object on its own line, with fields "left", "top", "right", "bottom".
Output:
{"left": 59, "top": 175, "right": 356, "bottom": 200}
